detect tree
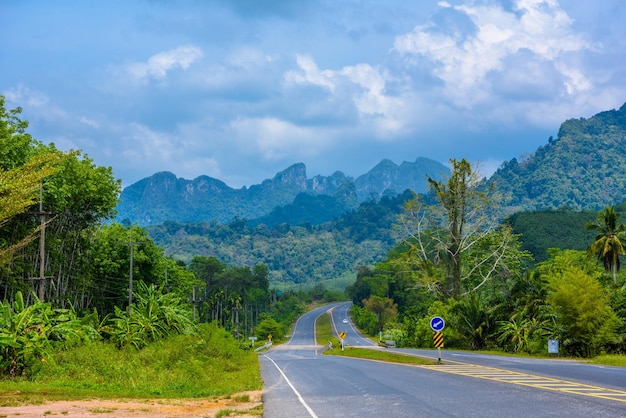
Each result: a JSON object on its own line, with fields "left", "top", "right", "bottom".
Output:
{"left": 397, "top": 159, "right": 527, "bottom": 299}
{"left": 254, "top": 315, "right": 283, "bottom": 342}
{"left": 363, "top": 295, "right": 398, "bottom": 337}
{"left": 546, "top": 267, "right": 621, "bottom": 357}
{"left": 106, "top": 281, "right": 195, "bottom": 349}
{"left": 452, "top": 292, "right": 492, "bottom": 350}
{"left": 0, "top": 96, "right": 67, "bottom": 265}
{"left": 88, "top": 223, "right": 180, "bottom": 315}
{"left": 0, "top": 95, "right": 121, "bottom": 305}
{"left": 0, "top": 291, "right": 100, "bottom": 377}
{"left": 586, "top": 206, "right": 626, "bottom": 283}
{"left": 0, "top": 152, "right": 63, "bottom": 264}
{"left": 535, "top": 249, "right": 622, "bottom": 356}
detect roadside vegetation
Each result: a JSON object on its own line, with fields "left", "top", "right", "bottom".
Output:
{"left": 0, "top": 322, "right": 261, "bottom": 406}
{"left": 0, "top": 96, "right": 335, "bottom": 409}
{"left": 347, "top": 159, "right": 626, "bottom": 359}
{"left": 317, "top": 311, "right": 434, "bottom": 365}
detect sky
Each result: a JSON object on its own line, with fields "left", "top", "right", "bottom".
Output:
{"left": 2, "top": 0, "right": 626, "bottom": 189}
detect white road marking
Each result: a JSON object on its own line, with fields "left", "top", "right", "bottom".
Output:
{"left": 264, "top": 354, "right": 319, "bottom": 418}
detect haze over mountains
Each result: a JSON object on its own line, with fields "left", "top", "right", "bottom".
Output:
{"left": 117, "top": 102, "right": 626, "bottom": 287}
{"left": 117, "top": 102, "right": 626, "bottom": 228}
{"left": 116, "top": 157, "right": 450, "bottom": 226}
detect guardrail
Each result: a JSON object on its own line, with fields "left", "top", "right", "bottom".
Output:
{"left": 254, "top": 341, "right": 273, "bottom": 352}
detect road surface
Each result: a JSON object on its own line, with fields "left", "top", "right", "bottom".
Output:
{"left": 260, "top": 302, "right": 626, "bottom": 417}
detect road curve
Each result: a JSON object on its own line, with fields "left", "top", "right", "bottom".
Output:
{"left": 260, "top": 303, "right": 626, "bottom": 417}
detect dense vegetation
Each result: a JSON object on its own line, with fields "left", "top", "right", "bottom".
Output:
{"left": 147, "top": 190, "right": 414, "bottom": 286}
{"left": 347, "top": 160, "right": 626, "bottom": 357}
{"left": 0, "top": 96, "right": 341, "bottom": 397}
{"left": 489, "top": 102, "right": 626, "bottom": 214}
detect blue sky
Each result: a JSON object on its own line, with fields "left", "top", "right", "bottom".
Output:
{"left": 2, "top": 0, "right": 625, "bottom": 188}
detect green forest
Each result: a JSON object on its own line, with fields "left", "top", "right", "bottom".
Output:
{"left": 347, "top": 160, "right": 626, "bottom": 357}
{"left": 1, "top": 93, "right": 626, "bottom": 395}
{"left": 0, "top": 96, "right": 343, "bottom": 389}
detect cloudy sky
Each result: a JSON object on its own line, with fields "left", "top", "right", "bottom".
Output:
{"left": 2, "top": 0, "right": 625, "bottom": 188}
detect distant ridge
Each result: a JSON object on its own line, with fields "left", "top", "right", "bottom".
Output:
{"left": 116, "top": 157, "right": 450, "bottom": 226}
{"left": 117, "top": 101, "right": 626, "bottom": 227}
{"left": 141, "top": 102, "right": 626, "bottom": 287}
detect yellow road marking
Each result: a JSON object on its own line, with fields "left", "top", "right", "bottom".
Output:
{"left": 419, "top": 362, "right": 626, "bottom": 403}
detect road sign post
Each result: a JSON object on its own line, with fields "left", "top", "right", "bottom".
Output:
{"left": 548, "top": 339, "right": 559, "bottom": 354}
{"left": 339, "top": 331, "right": 347, "bottom": 351}
{"left": 430, "top": 316, "right": 445, "bottom": 362}
{"left": 430, "top": 316, "right": 445, "bottom": 332}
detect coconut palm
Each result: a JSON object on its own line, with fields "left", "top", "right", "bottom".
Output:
{"left": 586, "top": 206, "right": 626, "bottom": 283}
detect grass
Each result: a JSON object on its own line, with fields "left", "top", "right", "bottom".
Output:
{"left": 315, "top": 310, "right": 626, "bottom": 368}
{"left": 330, "top": 347, "right": 436, "bottom": 365}
{"left": 447, "top": 348, "right": 626, "bottom": 368}
{"left": 316, "top": 311, "right": 435, "bottom": 365}
{"left": 0, "top": 322, "right": 262, "bottom": 406}
{"left": 280, "top": 272, "right": 356, "bottom": 292}
{"left": 588, "top": 354, "right": 626, "bottom": 367}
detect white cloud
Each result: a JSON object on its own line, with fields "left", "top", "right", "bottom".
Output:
{"left": 229, "top": 117, "right": 332, "bottom": 162}
{"left": 284, "top": 54, "right": 336, "bottom": 92}
{"left": 227, "top": 47, "right": 274, "bottom": 70}
{"left": 78, "top": 116, "right": 100, "bottom": 129}
{"left": 284, "top": 55, "right": 408, "bottom": 137}
{"left": 126, "top": 45, "right": 203, "bottom": 82}
{"left": 3, "top": 85, "right": 104, "bottom": 134}
{"left": 554, "top": 62, "right": 592, "bottom": 94}
{"left": 3, "top": 85, "right": 68, "bottom": 121}
{"left": 121, "top": 123, "right": 183, "bottom": 163}
{"left": 393, "top": 0, "right": 592, "bottom": 105}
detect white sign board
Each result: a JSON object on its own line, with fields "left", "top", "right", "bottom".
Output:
{"left": 548, "top": 339, "right": 559, "bottom": 354}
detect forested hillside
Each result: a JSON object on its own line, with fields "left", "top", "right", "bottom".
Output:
{"left": 129, "top": 103, "right": 626, "bottom": 287}
{"left": 505, "top": 208, "right": 599, "bottom": 263}
{"left": 490, "top": 102, "right": 626, "bottom": 214}
{"left": 147, "top": 191, "right": 415, "bottom": 287}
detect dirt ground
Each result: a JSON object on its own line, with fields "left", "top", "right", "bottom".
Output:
{"left": 0, "top": 390, "right": 263, "bottom": 418}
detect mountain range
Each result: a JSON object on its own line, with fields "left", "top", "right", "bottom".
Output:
{"left": 117, "top": 102, "right": 626, "bottom": 228}
{"left": 489, "top": 102, "right": 626, "bottom": 214}
{"left": 116, "top": 157, "right": 450, "bottom": 226}
{"left": 131, "top": 101, "right": 626, "bottom": 287}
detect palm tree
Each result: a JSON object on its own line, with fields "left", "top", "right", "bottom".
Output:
{"left": 586, "top": 206, "right": 626, "bottom": 283}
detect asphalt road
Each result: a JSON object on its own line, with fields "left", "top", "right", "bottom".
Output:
{"left": 260, "top": 302, "right": 626, "bottom": 417}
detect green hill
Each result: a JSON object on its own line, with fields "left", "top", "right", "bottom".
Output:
{"left": 490, "top": 103, "right": 626, "bottom": 214}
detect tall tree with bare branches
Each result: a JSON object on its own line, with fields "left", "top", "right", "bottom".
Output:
{"left": 397, "top": 158, "right": 529, "bottom": 299}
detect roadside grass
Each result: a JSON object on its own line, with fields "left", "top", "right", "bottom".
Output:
{"left": 0, "top": 323, "right": 262, "bottom": 406}
{"left": 316, "top": 312, "right": 435, "bottom": 365}
{"left": 315, "top": 309, "right": 626, "bottom": 368}
{"left": 450, "top": 349, "right": 626, "bottom": 368}
{"left": 330, "top": 347, "right": 437, "bottom": 365}
{"left": 588, "top": 354, "right": 626, "bottom": 367}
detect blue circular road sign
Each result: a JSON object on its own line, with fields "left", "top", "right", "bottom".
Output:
{"left": 430, "top": 316, "right": 445, "bottom": 332}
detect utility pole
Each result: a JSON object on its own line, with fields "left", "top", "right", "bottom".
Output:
{"left": 119, "top": 228, "right": 148, "bottom": 316}
{"left": 37, "top": 184, "right": 47, "bottom": 301}
{"left": 28, "top": 183, "right": 53, "bottom": 301}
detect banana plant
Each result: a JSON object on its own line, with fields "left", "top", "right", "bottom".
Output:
{"left": 105, "top": 281, "right": 195, "bottom": 349}
{"left": 0, "top": 292, "right": 101, "bottom": 377}
{"left": 0, "top": 292, "right": 52, "bottom": 376}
